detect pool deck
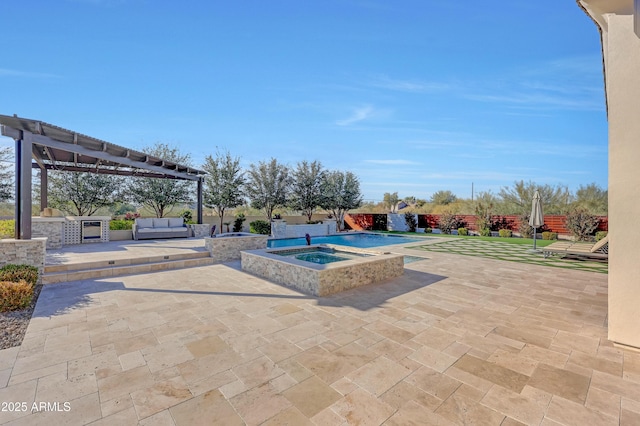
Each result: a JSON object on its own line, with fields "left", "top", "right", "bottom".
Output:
{"left": 1, "top": 236, "right": 639, "bottom": 425}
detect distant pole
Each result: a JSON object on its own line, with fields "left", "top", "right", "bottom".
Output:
{"left": 471, "top": 182, "right": 474, "bottom": 203}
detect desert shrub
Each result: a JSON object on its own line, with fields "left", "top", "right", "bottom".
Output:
{"left": 424, "top": 227, "right": 432, "bottom": 234}
{"left": 233, "top": 214, "right": 246, "bottom": 232}
{"left": 457, "top": 228, "right": 468, "bottom": 236}
{"left": 124, "top": 212, "right": 140, "bottom": 220}
{"left": 541, "top": 231, "right": 558, "bottom": 240}
{"left": 518, "top": 213, "right": 533, "bottom": 238}
{"left": 0, "top": 219, "right": 13, "bottom": 238}
{"left": 250, "top": 220, "right": 271, "bottom": 235}
{"left": 0, "top": 264, "right": 39, "bottom": 286}
{"left": 438, "top": 212, "right": 464, "bottom": 235}
{"left": 181, "top": 210, "right": 194, "bottom": 224}
{"left": 595, "top": 231, "right": 608, "bottom": 241}
{"left": 565, "top": 209, "right": 600, "bottom": 241}
{"left": 109, "top": 220, "right": 134, "bottom": 230}
{"left": 479, "top": 228, "right": 491, "bottom": 237}
{"left": 306, "top": 220, "right": 322, "bottom": 224}
{"left": 404, "top": 213, "right": 418, "bottom": 232}
{"left": 498, "top": 229, "right": 512, "bottom": 238}
{"left": 0, "top": 280, "right": 34, "bottom": 312}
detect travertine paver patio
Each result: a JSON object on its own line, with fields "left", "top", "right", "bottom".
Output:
{"left": 1, "top": 246, "right": 639, "bottom": 425}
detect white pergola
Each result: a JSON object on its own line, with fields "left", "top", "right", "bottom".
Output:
{"left": 0, "top": 114, "right": 207, "bottom": 239}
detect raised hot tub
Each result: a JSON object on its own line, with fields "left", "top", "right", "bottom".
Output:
{"left": 241, "top": 244, "right": 404, "bottom": 296}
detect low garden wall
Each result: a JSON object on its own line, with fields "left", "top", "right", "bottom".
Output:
{"left": 0, "top": 238, "right": 46, "bottom": 284}
{"left": 271, "top": 220, "right": 338, "bottom": 239}
{"left": 346, "top": 213, "right": 608, "bottom": 235}
{"left": 204, "top": 234, "right": 269, "bottom": 263}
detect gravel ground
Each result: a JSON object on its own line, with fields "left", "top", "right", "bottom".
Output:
{"left": 0, "top": 285, "right": 42, "bottom": 350}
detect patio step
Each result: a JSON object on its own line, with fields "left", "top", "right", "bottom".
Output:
{"left": 43, "top": 251, "right": 213, "bottom": 284}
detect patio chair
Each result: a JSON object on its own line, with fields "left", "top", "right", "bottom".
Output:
{"left": 542, "top": 235, "right": 608, "bottom": 260}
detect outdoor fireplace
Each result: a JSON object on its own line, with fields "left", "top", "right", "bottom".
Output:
{"left": 81, "top": 220, "right": 102, "bottom": 243}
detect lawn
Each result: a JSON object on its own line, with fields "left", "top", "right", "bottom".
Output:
{"left": 383, "top": 230, "right": 556, "bottom": 247}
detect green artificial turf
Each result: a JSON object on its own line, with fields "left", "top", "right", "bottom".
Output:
{"left": 408, "top": 238, "right": 608, "bottom": 274}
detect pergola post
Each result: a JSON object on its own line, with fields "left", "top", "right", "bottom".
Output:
{"left": 197, "top": 177, "right": 203, "bottom": 224}
{"left": 40, "top": 166, "right": 48, "bottom": 212}
{"left": 15, "top": 131, "right": 33, "bottom": 239}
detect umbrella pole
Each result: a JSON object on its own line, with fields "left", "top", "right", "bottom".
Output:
{"left": 533, "top": 227, "right": 537, "bottom": 250}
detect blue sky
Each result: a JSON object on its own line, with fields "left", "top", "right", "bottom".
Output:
{"left": 0, "top": 0, "right": 607, "bottom": 202}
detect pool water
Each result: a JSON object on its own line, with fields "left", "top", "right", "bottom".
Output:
{"left": 268, "top": 232, "right": 428, "bottom": 248}
{"left": 294, "top": 252, "right": 350, "bottom": 264}
{"left": 274, "top": 247, "right": 372, "bottom": 264}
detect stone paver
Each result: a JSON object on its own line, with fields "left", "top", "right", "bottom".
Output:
{"left": 0, "top": 243, "right": 634, "bottom": 425}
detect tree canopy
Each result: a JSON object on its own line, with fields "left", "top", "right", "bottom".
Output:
{"left": 288, "top": 160, "right": 325, "bottom": 221}
{"left": 202, "top": 149, "right": 245, "bottom": 231}
{"left": 48, "top": 171, "right": 123, "bottom": 216}
{"left": 245, "top": 158, "right": 290, "bottom": 220}
{"left": 320, "top": 170, "right": 362, "bottom": 230}
{"left": 0, "top": 146, "right": 12, "bottom": 202}
{"left": 127, "top": 143, "right": 194, "bottom": 218}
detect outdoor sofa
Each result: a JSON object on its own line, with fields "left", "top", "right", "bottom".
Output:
{"left": 132, "top": 217, "right": 189, "bottom": 240}
{"left": 542, "top": 235, "right": 608, "bottom": 260}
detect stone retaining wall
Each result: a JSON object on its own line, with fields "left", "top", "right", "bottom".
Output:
{"left": 0, "top": 238, "right": 46, "bottom": 284}
{"left": 32, "top": 218, "right": 65, "bottom": 249}
{"left": 204, "top": 234, "right": 269, "bottom": 263}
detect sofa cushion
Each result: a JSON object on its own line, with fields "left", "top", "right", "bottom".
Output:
{"left": 153, "top": 218, "right": 169, "bottom": 228}
{"left": 168, "top": 218, "right": 184, "bottom": 228}
{"left": 136, "top": 218, "right": 153, "bottom": 228}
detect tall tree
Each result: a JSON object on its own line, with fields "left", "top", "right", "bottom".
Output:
{"left": 202, "top": 150, "right": 245, "bottom": 232}
{"left": 320, "top": 170, "right": 363, "bottom": 231}
{"left": 0, "top": 146, "right": 12, "bottom": 202}
{"left": 48, "top": 171, "right": 123, "bottom": 216}
{"left": 127, "top": 143, "right": 194, "bottom": 218}
{"left": 288, "top": 160, "right": 325, "bottom": 222}
{"left": 245, "top": 158, "right": 290, "bottom": 220}
{"left": 498, "top": 180, "right": 572, "bottom": 214}
{"left": 383, "top": 192, "right": 400, "bottom": 213}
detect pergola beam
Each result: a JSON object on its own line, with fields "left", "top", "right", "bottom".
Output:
{"left": 27, "top": 132, "right": 201, "bottom": 181}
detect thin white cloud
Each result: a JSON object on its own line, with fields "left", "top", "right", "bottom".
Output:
{"left": 336, "top": 105, "right": 374, "bottom": 126}
{"left": 369, "top": 75, "right": 450, "bottom": 93}
{"left": 364, "top": 159, "right": 421, "bottom": 165}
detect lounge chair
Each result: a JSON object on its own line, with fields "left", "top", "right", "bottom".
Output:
{"left": 542, "top": 235, "right": 608, "bottom": 260}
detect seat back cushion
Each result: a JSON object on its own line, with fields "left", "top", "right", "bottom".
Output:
{"left": 153, "top": 218, "right": 170, "bottom": 228}
{"left": 168, "top": 218, "right": 184, "bottom": 228}
{"left": 136, "top": 218, "right": 154, "bottom": 228}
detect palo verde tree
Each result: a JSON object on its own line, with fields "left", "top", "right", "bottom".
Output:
{"left": 127, "top": 143, "right": 194, "bottom": 218}
{"left": 498, "top": 180, "right": 572, "bottom": 215}
{"left": 202, "top": 149, "right": 245, "bottom": 232}
{"left": 573, "top": 183, "right": 608, "bottom": 215}
{"left": 319, "top": 170, "right": 363, "bottom": 231}
{"left": 48, "top": 171, "right": 123, "bottom": 216}
{"left": 245, "top": 158, "right": 290, "bottom": 221}
{"left": 0, "top": 146, "right": 12, "bottom": 202}
{"left": 383, "top": 192, "right": 400, "bottom": 213}
{"left": 288, "top": 160, "right": 325, "bottom": 222}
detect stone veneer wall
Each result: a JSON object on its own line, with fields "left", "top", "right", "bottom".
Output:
{"left": 190, "top": 224, "right": 211, "bottom": 238}
{"left": 32, "top": 218, "right": 65, "bottom": 249}
{"left": 204, "top": 234, "right": 269, "bottom": 263}
{"left": 241, "top": 247, "right": 404, "bottom": 296}
{"left": 0, "top": 238, "right": 46, "bottom": 284}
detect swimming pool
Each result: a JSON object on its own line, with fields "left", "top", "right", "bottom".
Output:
{"left": 274, "top": 246, "right": 373, "bottom": 264}
{"left": 267, "top": 232, "right": 429, "bottom": 248}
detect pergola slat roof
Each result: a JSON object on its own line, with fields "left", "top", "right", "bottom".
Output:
{"left": 0, "top": 114, "right": 206, "bottom": 240}
{"left": 0, "top": 114, "right": 206, "bottom": 181}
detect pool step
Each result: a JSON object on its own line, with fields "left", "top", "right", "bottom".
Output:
{"left": 43, "top": 251, "right": 213, "bottom": 284}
